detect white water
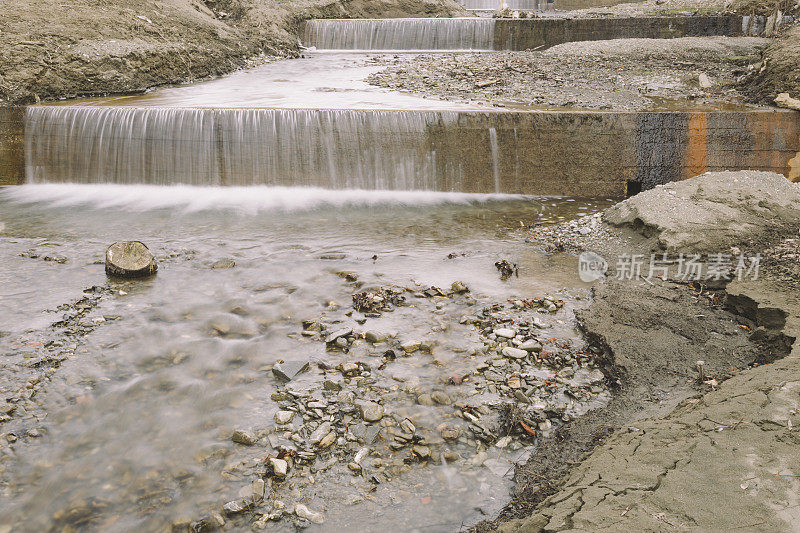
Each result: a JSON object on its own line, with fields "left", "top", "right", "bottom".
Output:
{"left": 25, "top": 107, "right": 459, "bottom": 189}
{"left": 24, "top": 106, "right": 519, "bottom": 192}
{"left": 1, "top": 184, "right": 526, "bottom": 214}
{"left": 303, "top": 18, "right": 496, "bottom": 50}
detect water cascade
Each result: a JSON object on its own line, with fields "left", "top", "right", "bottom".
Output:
{"left": 24, "top": 106, "right": 504, "bottom": 192}
{"left": 461, "top": 0, "right": 541, "bottom": 10}
{"left": 303, "top": 18, "right": 496, "bottom": 50}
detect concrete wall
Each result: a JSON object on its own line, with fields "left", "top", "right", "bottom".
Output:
{"left": 493, "top": 16, "right": 745, "bottom": 50}
{"left": 0, "top": 108, "right": 24, "bottom": 186}
{"left": 429, "top": 110, "right": 799, "bottom": 196}
{"left": 7, "top": 107, "right": 800, "bottom": 197}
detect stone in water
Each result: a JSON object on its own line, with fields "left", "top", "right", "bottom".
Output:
{"left": 105, "top": 241, "right": 157, "bottom": 278}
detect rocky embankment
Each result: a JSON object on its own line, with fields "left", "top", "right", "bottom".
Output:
{"left": 368, "top": 36, "right": 771, "bottom": 110}
{"left": 487, "top": 171, "right": 800, "bottom": 531}
{"left": 0, "top": 0, "right": 465, "bottom": 105}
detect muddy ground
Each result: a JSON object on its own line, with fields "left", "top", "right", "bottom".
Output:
{"left": 0, "top": 0, "right": 465, "bottom": 105}
{"left": 479, "top": 171, "right": 800, "bottom": 531}
{"left": 367, "top": 36, "right": 771, "bottom": 110}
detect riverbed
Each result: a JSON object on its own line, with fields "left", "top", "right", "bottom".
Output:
{"left": 0, "top": 187, "right": 612, "bottom": 531}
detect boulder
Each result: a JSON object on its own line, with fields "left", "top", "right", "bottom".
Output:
{"left": 105, "top": 241, "right": 157, "bottom": 278}
{"left": 604, "top": 171, "right": 800, "bottom": 253}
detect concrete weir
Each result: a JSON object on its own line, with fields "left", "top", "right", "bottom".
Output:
{"left": 303, "top": 15, "right": 750, "bottom": 51}
{"left": 5, "top": 107, "right": 799, "bottom": 196}
{"left": 0, "top": 108, "right": 24, "bottom": 186}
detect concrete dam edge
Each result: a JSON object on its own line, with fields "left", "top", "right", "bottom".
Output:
{"left": 4, "top": 107, "right": 799, "bottom": 197}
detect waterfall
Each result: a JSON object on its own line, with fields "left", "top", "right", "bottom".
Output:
{"left": 24, "top": 106, "right": 499, "bottom": 191}
{"left": 303, "top": 18, "right": 496, "bottom": 51}
{"left": 461, "top": 0, "right": 541, "bottom": 10}
{"left": 489, "top": 127, "right": 500, "bottom": 193}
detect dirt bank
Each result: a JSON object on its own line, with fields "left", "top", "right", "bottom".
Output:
{"left": 743, "top": 24, "right": 800, "bottom": 103}
{"left": 0, "top": 0, "right": 465, "bottom": 105}
{"left": 482, "top": 171, "right": 800, "bottom": 531}
{"left": 368, "top": 37, "right": 771, "bottom": 110}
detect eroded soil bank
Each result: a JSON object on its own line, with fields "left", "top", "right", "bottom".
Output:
{"left": 481, "top": 171, "right": 800, "bottom": 531}
{"left": 0, "top": 0, "right": 465, "bottom": 105}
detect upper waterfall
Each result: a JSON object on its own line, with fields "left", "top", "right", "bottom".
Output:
{"left": 303, "top": 18, "right": 497, "bottom": 51}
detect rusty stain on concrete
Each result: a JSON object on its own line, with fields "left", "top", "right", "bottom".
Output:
{"left": 685, "top": 112, "right": 708, "bottom": 179}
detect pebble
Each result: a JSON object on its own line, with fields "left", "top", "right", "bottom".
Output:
{"left": 440, "top": 426, "right": 460, "bottom": 441}
{"left": 269, "top": 457, "right": 288, "bottom": 479}
{"left": 494, "top": 328, "right": 516, "bottom": 338}
{"left": 360, "top": 401, "right": 384, "bottom": 422}
{"left": 502, "top": 347, "right": 528, "bottom": 359}
{"left": 430, "top": 391, "right": 451, "bottom": 405}
{"left": 364, "top": 331, "right": 386, "bottom": 343}
{"left": 295, "top": 504, "right": 324, "bottom": 524}
{"left": 401, "top": 340, "right": 422, "bottom": 353}
{"left": 231, "top": 429, "right": 258, "bottom": 446}
{"left": 275, "top": 411, "right": 294, "bottom": 424}
{"left": 519, "top": 339, "right": 543, "bottom": 352}
{"left": 223, "top": 500, "right": 247, "bottom": 516}
{"left": 211, "top": 258, "right": 236, "bottom": 269}
{"left": 417, "top": 393, "right": 435, "bottom": 406}
{"left": 325, "top": 328, "right": 352, "bottom": 344}
{"left": 272, "top": 360, "right": 309, "bottom": 382}
{"left": 309, "top": 422, "right": 332, "bottom": 445}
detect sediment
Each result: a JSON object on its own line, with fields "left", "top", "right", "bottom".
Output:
{"left": 489, "top": 171, "right": 800, "bottom": 531}
{"left": 0, "top": 0, "right": 465, "bottom": 105}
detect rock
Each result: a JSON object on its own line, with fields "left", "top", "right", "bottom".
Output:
{"left": 451, "top": 281, "right": 469, "bottom": 293}
{"left": 272, "top": 360, "right": 309, "bottom": 382}
{"left": 775, "top": 92, "right": 800, "bottom": 111}
{"left": 318, "top": 431, "right": 336, "bottom": 448}
{"left": 295, "top": 504, "right": 324, "bottom": 524}
{"left": 519, "top": 339, "right": 543, "bottom": 352}
{"left": 603, "top": 171, "right": 800, "bottom": 254}
{"left": 339, "top": 362, "right": 359, "bottom": 376}
{"left": 223, "top": 500, "right": 247, "bottom": 515}
{"left": 325, "top": 328, "right": 353, "bottom": 344}
{"left": 240, "top": 479, "right": 265, "bottom": 502}
{"left": 412, "top": 445, "right": 431, "bottom": 459}
{"left": 401, "top": 340, "right": 422, "bottom": 353}
{"left": 503, "top": 347, "right": 528, "bottom": 359}
{"left": 430, "top": 391, "right": 451, "bottom": 405}
{"left": 364, "top": 331, "right": 386, "bottom": 343}
{"left": 211, "top": 258, "right": 236, "bottom": 269}
{"left": 441, "top": 426, "right": 460, "bottom": 441}
{"left": 269, "top": 457, "right": 288, "bottom": 478}
{"left": 360, "top": 401, "right": 384, "bottom": 422}
{"left": 274, "top": 411, "right": 294, "bottom": 424}
{"left": 105, "top": 241, "right": 157, "bottom": 278}
{"left": 231, "top": 429, "right": 257, "bottom": 446}
{"left": 417, "top": 393, "right": 435, "bottom": 406}
{"left": 309, "top": 422, "right": 332, "bottom": 445}
{"left": 494, "top": 328, "right": 516, "bottom": 338}
{"left": 698, "top": 73, "right": 712, "bottom": 89}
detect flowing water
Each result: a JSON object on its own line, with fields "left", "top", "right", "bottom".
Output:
{"left": 2, "top": 39, "right": 617, "bottom": 533}
{"left": 461, "top": 0, "right": 541, "bottom": 10}
{"left": 303, "top": 19, "right": 497, "bottom": 51}
{"left": 0, "top": 186, "right": 611, "bottom": 532}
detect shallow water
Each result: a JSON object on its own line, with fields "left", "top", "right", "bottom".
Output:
{"left": 0, "top": 186, "right": 611, "bottom": 532}
{"left": 47, "top": 54, "right": 481, "bottom": 111}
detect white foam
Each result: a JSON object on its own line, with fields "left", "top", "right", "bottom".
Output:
{"left": 1, "top": 184, "right": 528, "bottom": 214}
